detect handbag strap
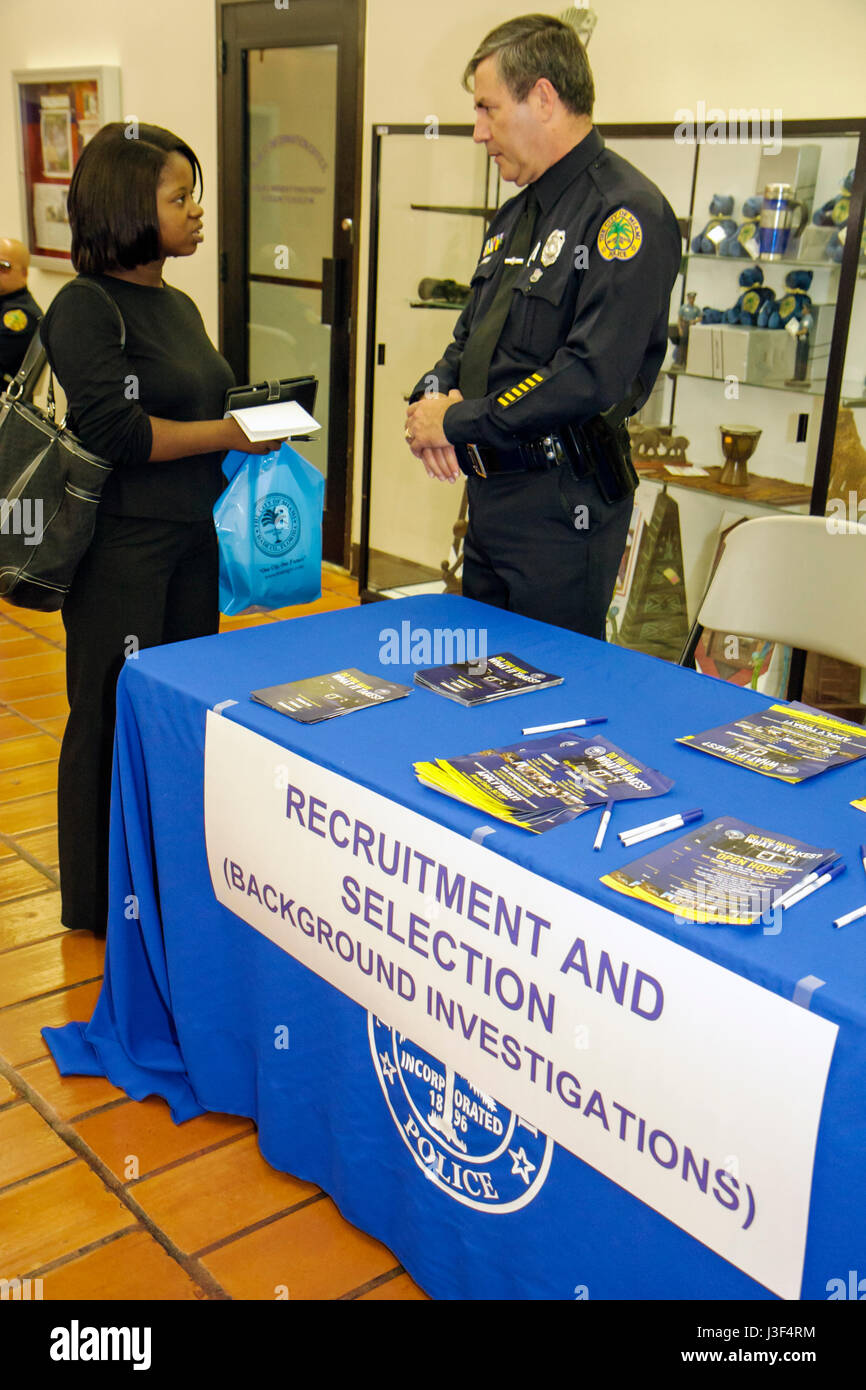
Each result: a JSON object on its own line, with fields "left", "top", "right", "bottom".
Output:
{"left": 74, "top": 277, "right": 127, "bottom": 350}
{"left": 5, "top": 278, "right": 127, "bottom": 409}
{"left": 4, "top": 330, "right": 47, "bottom": 403}
{"left": 44, "top": 277, "right": 127, "bottom": 423}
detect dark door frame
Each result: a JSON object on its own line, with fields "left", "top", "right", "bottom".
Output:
{"left": 215, "top": 0, "right": 366, "bottom": 567}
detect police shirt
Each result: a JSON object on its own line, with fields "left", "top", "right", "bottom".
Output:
{"left": 412, "top": 127, "right": 682, "bottom": 451}
{"left": 0, "top": 286, "right": 42, "bottom": 383}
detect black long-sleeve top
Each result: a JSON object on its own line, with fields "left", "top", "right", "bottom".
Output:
{"left": 41, "top": 273, "right": 235, "bottom": 520}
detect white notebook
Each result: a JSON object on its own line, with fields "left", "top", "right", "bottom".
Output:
{"left": 227, "top": 400, "right": 321, "bottom": 442}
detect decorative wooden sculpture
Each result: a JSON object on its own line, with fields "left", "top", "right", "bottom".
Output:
{"left": 802, "top": 408, "right": 866, "bottom": 722}
{"left": 440, "top": 486, "right": 468, "bottom": 593}
{"left": 618, "top": 490, "right": 690, "bottom": 661}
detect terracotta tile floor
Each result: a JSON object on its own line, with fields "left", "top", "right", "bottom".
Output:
{"left": 0, "top": 572, "right": 428, "bottom": 1301}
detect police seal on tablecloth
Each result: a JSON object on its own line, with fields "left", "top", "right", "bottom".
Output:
{"left": 368, "top": 1013, "right": 552, "bottom": 1212}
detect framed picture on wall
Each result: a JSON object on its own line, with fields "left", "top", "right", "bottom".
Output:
{"left": 13, "top": 66, "right": 122, "bottom": 271}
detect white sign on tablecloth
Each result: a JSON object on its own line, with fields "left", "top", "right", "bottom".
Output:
{"left": 203, "top": 712, "right": 838, "bottom": 1299}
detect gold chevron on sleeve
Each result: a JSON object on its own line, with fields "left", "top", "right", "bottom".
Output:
{"left": 497, "top": 372, "right": 545, "bottom": 408}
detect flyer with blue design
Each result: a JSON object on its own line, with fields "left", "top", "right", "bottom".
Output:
{"left": 414, "top": 651, "right": 562, "bottom": 706}
{"left": 602, "top": 815, "right": 839, "bottom": 925}
{"left": 251, "top": 668, "right": 411, "bottom": 723}
{"left": 677, "top": 701, "right": 866, "bottom": 783}
{"left": 414, "top": 732, "right": 673, "bottom": 833}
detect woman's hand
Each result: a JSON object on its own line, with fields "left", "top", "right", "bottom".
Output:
{"left": 240, "top": 438, "right": 285, "bottom": 455}
{"left": 148, "top": 415, "right": 283, "bottom": 461}
{"left": 221, "top": 418, "right": 283, "bottom": 455}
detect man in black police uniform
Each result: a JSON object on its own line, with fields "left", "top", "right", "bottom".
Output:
{"left": 0, "top": 238, "right": 43, "bottom": 386}
{"left": 405, "top": 15, "right": 681, "bottom": 638}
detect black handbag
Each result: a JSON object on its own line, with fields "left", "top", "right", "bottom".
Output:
{"left": 0, "top": 281, "right": 124, "bottom": 612}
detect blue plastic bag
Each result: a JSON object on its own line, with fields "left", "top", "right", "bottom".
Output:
{"left": 214, "top": 442, "right": 325, "bottom": 616}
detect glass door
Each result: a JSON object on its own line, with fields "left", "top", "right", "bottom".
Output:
{"left": 360, "top": 126, "right": 500, "bottom": 599}
{"left": 219, "top": 0, "right": 362, "bottom": 565}
{"left": 247, "top": 45, "right": 337, "bottom": 475}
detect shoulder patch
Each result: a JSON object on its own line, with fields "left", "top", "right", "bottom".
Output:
{"left": 3, "top": 309, "right": 29, "bottom": 332}
{"left": 597, "top": 208, "right": 643, "bottom": 262}
{"left": 497, "top": 372, "right": 544, "bottom": 408}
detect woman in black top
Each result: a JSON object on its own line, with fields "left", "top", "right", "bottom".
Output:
{"left": 42, "top": 122, "right": 277, "bottom": 937}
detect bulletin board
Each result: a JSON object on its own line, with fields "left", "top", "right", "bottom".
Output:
{"left": 13, "top": 67, "right": 121, "bottom": 271}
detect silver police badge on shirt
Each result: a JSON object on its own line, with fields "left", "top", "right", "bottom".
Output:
{"left": 541, "top": 229, "right": 566, "bottom": 266}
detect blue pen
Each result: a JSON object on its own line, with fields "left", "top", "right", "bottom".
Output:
{"left": 782, "top": 859, "right": 845, "bottom": 910}
{"left": 618, "top": 807, "right": 703, "bottom": 846}
{"left": 775, "top": 853, "right": 841, "bottom": 909}
{"left": 593, "top": 798, "right": 614, "bottom": 851}
{"left": 522, "top": 716, "right": 607, "bottom": 735}
{"left": 832, "top": 847, "right": 866, "bottom": 928}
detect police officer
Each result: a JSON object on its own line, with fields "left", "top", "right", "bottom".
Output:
{"left": 0, "top": 239, "right": 43, "bottom": 386}
{"left": 405, "top": 15, "right": 682, "bottom": 638}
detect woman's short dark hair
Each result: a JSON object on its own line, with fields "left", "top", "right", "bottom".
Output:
{"left": 67, "top": 122, "right": 203, "bottom": 274}
{"left": 463, "top": 13, "right": 594, "bottom": 118}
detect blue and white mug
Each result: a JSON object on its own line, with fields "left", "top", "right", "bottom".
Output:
{"left": 759, "top": 183, "right": 807, "bottom": 261}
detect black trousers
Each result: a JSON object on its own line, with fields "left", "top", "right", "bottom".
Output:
{"left": 58, "top": 514, "right": 219, "bottom": 934}
{"left": 463, "top": 464, "right": 633, "bottom": 639}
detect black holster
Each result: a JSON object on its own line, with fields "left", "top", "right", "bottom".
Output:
{"left": 565, "top": 408, "right": 639, "bottom": 505}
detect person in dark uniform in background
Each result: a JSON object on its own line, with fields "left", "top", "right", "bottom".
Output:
{"left": 0, "top": 238, "right": 43, "bottom": 385}
{"left": 405, "top": 14, "right": 682, "bottom": 639}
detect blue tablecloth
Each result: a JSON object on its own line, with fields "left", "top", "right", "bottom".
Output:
{"left": 43, "top": 596, "right": 866, "bottom": 1300}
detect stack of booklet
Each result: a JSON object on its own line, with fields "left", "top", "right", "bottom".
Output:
{"left": 251, "top": 669, "right": 411, "bottom": 724}
{"left": 414, "top": 652, "right": 562, "bottom": 706}
{"left": 602, "top": 815, "right": 840, "bottom": 925}
{"left": 414, "top": 732, "right": 672, "bottom": 834}
{"left": 678, "top": 701, "right": 866, "bottom": 782}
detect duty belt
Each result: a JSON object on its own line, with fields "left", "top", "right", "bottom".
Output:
{"left": 457, "top": 433, "right": 584, "bottom": 479}
{"left": 457, "top": 417, "right": 639, "bottom": 506}
{"left": 455, "top": 377, "right": 644, "bottom": 504}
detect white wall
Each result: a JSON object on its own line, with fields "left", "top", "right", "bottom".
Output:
{"left": 363, "top": 0, "right": 866, "bottom": 126}
{"left": 0, "top": 0, "right": 218, "bottom": 333}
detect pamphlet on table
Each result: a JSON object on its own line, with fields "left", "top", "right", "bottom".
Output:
{"left": 251, "top": 669, "right": 411, "bottom": 723}
{"left": 601, "top": 815, "right": 840, "bottom": 925}
{"left": 414, "top": 651, "right": 563, "bottom": 706}
{"left": 414, "top": 732, "right": 673, "bottom": 833}
{"left": 677, "top": 701, "right": 866, "bottom": 782}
